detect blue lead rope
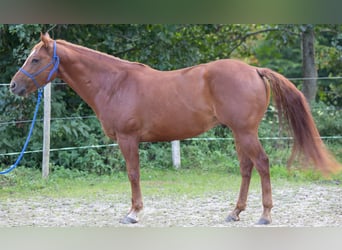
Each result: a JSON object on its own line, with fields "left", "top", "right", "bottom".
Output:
{"left": 0, "top": 40, "right": 59, "bottom": 175}
{"left": 0, "top": 88, "right": 43, "bottom": 175}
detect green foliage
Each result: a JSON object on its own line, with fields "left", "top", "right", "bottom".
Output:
{"left": 311, "top": 102, "right": 342, "bottom": 136}
{"left": 254, "top": 39, "right": 302, "bottom": 77}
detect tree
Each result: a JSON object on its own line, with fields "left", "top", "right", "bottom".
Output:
{"left": 301, "top": 25, "right": 318, "bottom": 105}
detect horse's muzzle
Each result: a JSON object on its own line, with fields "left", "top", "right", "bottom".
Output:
{"left": 10, "top": 81, "right": 26, "bottom": 96}
{"left": 10, "top": 81, "right": 16, "bottom": 90}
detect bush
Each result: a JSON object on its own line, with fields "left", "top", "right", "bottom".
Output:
{"left": 311, "top": 102, "right": 341, "bottom": 136}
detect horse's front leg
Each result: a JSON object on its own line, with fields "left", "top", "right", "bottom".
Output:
{"left": 117, "top": 135, "right": 143, "bottom": 224}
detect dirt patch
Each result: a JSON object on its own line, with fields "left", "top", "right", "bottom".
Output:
{"left": 0, "top": 183, "right": 341, "bottom": 227}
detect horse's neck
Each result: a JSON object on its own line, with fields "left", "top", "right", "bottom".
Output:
{"left": 56, "top": 41, "right": 129, "bottom": 114}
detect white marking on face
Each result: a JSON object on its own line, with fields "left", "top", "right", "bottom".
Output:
{"left": 21, "top": 49, "right": 36, "bottom": 68}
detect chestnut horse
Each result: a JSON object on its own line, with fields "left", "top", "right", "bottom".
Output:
{"left": 10, "top": 33, "right": 341, "bottom": 225}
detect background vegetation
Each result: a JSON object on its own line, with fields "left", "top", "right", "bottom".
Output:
{"left": 0, "top": 24, "right": 341, "bottom": 176}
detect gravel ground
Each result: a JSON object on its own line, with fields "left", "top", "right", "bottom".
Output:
{"left": 0, "top": 183, "right": 341, "bottom": 227}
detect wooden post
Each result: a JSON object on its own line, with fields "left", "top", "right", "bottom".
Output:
{"left": 42, "top": 83, "right": 51, "bottom": 178}
{"left": 171, "top": 140, "right": 181, "bottom": 169}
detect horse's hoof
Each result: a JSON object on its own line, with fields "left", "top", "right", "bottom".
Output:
{"left": 120, "top": 216, "right": 138, "bottom": 224}
{"left": 256, "top": 217, "right": 271, "bottom": 225}
{"left": 225, "top": 214, "right": 239, "bottom": 222}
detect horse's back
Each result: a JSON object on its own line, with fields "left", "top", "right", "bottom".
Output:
{"left": 135, "top": 65, "right": 218, "bottom": 141}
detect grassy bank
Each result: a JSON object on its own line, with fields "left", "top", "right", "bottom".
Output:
{"left": 1, "top": 162, "right": 341, "bottom": 201}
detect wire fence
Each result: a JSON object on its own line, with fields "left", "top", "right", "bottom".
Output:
{"left": 1, "top": 136, "right": 341, "bottom": 158}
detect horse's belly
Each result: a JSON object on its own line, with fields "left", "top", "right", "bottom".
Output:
{"left": 140, "top": 113, "right": 218, "bottom": 142}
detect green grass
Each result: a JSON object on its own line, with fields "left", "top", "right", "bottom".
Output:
{"left": 1, "top": 162, "right": 341, "bottom": 201}
{"left": 0, "top": 167, "right": 239, "bottom": 200}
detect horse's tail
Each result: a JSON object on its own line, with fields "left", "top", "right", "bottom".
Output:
{"left": 256, "top": 68, "right": 341, "bottom": 175}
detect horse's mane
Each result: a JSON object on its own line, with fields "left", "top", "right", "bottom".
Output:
{"left": 56, "top": 39, "right": 148, "bottom": 68}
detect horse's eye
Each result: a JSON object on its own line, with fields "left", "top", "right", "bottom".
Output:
{"left": 31, "top": 58, "right": 39, "bottom": 64}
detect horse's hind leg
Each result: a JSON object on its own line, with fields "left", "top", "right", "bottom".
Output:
{"left": 228, "top": 131, "right": 273, "bottom": 225}
{"left": 226, "top": 138, "right": 254, "bottom": 222}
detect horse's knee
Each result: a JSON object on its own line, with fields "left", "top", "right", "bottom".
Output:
{"left": 127, "top": 171, "right": 140, "bottom": 183}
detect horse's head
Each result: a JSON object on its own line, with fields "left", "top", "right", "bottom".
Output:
{"left": 10, "top": 32, "right": 59, "bottom": 96}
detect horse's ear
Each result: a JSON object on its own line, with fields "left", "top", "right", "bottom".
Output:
{"left": 40, "top": 32, "right": 51, "bottom": 48}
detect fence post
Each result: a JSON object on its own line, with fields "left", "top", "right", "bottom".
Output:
{"left": 42, "top": 83, "right": 51, "bottom": 178}
{"left": 171, "top": 140, "right": 181, "bottom": 169}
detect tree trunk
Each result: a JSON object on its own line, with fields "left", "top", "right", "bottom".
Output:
{"left": 301, "top": 25, "right": 317, "bottom": 105}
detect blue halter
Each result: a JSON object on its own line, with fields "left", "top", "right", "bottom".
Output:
{"left": 19, "top": 40, "right": 59, "bottom": 88}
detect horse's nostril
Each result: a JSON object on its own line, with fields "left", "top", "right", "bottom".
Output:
{"left": 10, "top": 81, "right": 16, "bottom": 89}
